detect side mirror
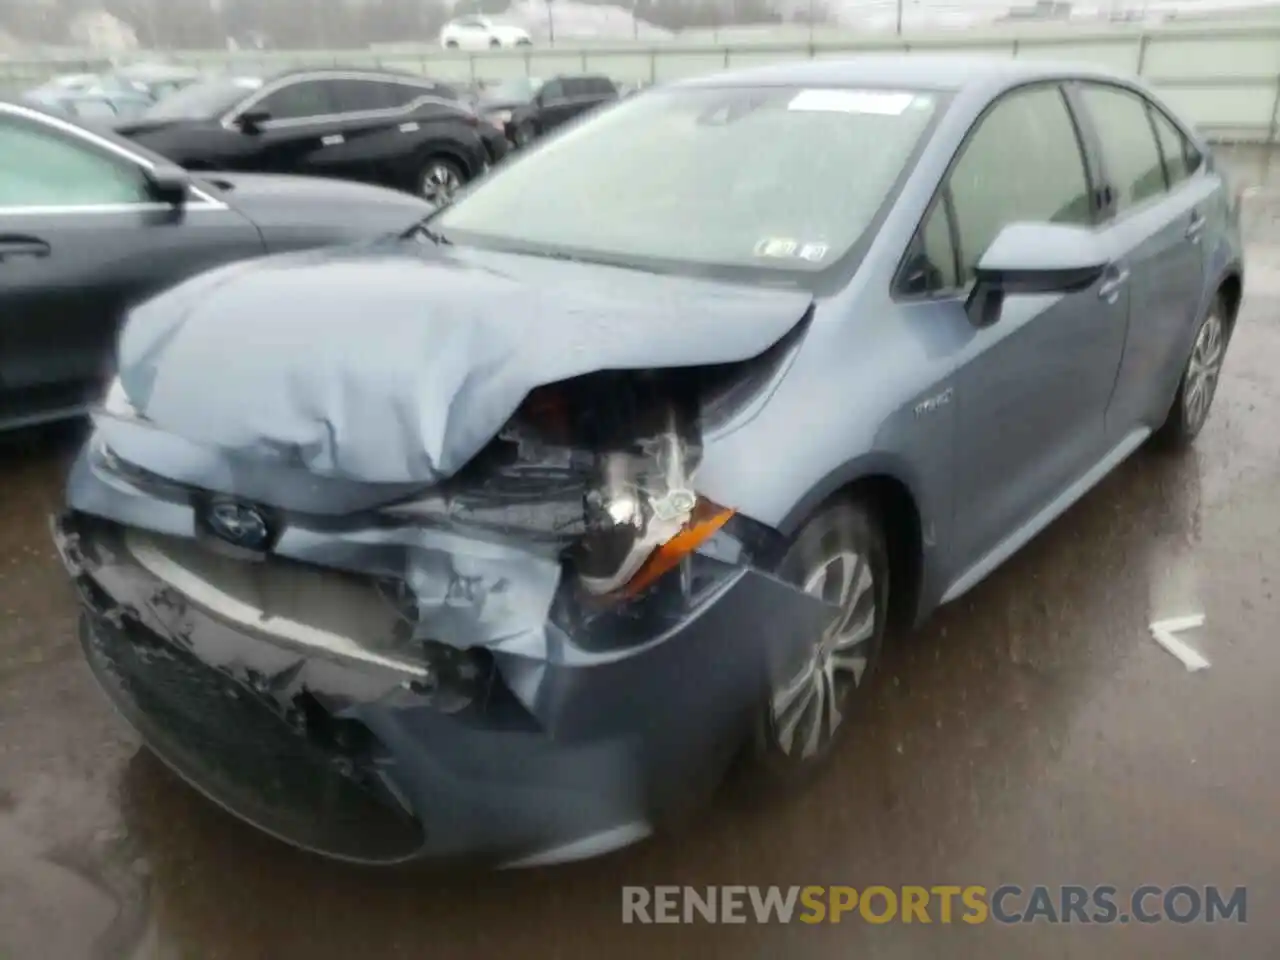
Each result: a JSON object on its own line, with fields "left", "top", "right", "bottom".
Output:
{"left": 965, "top": 222, "right": 1110, "bottom": 328}
{"left": 235, "top": 108, "right": 270, "bottom": 133}
{"left": 145, "top": 164, "right": 191, "bottom": 206}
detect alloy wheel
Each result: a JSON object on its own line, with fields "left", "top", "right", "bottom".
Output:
{"left": 1184, "top": 312, "right": 1225, "bottom": 434}
{"left": 420, "top": 162, "right": 461, "bottom": 206}
{"left": 769, "top": 549, "right": 876, "bottom": 761}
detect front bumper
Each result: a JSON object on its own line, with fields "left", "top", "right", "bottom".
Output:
{"left": 56, "top": 447, "right": 833, "bottom": 867}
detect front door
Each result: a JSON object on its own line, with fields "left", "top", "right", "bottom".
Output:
{"left": 939, "top": 83, "right": 1130, "bottom": 572}
{"left": 0, "top": 108, "right": 262, "bottom": 420}
{"left": 242, "top": 77, "right": 344, "bottom": 177}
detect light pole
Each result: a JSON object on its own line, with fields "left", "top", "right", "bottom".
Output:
{"left": 546, "top": 0, "right": 556, "bottom": 45}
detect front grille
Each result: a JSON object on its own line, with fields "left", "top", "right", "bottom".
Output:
{"left": 81, "top": 612, "right": 425, "bottom": 864}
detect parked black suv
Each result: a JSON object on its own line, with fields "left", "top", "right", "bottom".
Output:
{"left": 116, "top": 68, "right": 508, "bottom": 205}
{"left": 473, "top": 74, "right": 619, "bottom": 147}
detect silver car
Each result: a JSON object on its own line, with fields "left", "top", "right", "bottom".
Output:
{"left": 56, "top": 56, "right": 1242, "bottom": 867}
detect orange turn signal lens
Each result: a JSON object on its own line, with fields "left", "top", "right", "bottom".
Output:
{"left": 615, "top": 498, "right": 736, "bottom": 599}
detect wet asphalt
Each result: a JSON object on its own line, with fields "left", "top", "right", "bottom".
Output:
{"left": 1, "top": 147, "right": 1279, "bottom": 960}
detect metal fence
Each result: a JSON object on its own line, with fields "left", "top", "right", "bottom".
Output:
{"left": 6, "top": 22, "right": 1280, "bottom": 141}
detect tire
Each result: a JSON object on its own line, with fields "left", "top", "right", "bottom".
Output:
{"left": 1153, "top": 296, "right": 1229, "bottom": 449}
{"left": 513, "top": 121, "right": 536, "bottom": 147}
{"left": 417, "top": 156, "right": 465, "bottom": 206}
{"left": 748, "top": 499, "right": 889, "bottom": 785}
{"left": 489, "top": 37, "right": 502, "bottom": 48}
{"left": 444, "top": 40, "right": 459, "bottom": 49}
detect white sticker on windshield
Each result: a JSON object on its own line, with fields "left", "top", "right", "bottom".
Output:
{"left": 233, "top": 76, "right": 264, "bottom": 89}
{"left": 787, "top": 89, "right": 915, "bottom": 115}
{"left": 755, "top": 237, "right": 799, "bottom": 258}
{"left": 754, "top": 238, "right": 830, "bottom": 263}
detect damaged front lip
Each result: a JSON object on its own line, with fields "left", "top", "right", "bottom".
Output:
{"left": 54, "top": 492, "right": 838, "bottom": 865}
{"left": 111, "top": 241, "right": 814, "bottom": 488}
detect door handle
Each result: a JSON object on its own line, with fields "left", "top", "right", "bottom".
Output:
{"left": 0, "top": 236, "right": 51, "bottom": 261}
{"left": 1186, "top": 211, "right": 1207, "bottom": 243}
{"left": 1098, "top": 267, "right": 1130, "bottom": 303}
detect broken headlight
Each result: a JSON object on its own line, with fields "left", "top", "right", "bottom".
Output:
{"left": 101, "top": 377, "right": 139, "bottom": 420}
{"left": 573, "top": 408, "right": 732, "bottom": 598}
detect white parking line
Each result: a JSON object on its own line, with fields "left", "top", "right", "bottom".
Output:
{"left": 1149, "top": 614, "right": 1211, "bottom": 672}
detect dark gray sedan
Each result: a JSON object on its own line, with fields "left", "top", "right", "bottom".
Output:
{"left": 0, "top": 100, "right": 433, "bottom": 430}
{"left": 54, "top": 56, "right": 1242, "bottom": 868}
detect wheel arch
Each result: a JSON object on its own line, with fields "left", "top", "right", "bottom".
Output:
{"left": 1217, "top": 269, "right": 1243, "bottom": 336}
{"left": 415, "top": 140, "right": 479, "bottom": 182}
{"left": 777, "top": 458, "right": 929, "bottom": 632}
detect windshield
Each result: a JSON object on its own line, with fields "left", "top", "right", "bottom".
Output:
{"left": 484, "top": 77, "right": 543, "bottom": 102}
{"left": 142, "top": 76, "right": 262, "bottom": 121}
{"left": 433, "top": 85, "right": 941, "bottom": 279}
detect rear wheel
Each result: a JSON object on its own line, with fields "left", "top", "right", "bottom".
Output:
{"left": 513, "top": 121, "right": 536, "bottom": 147}
{"left": 750, "top": 500, "right": 889, "bottom": 784}
{"left": 1154, "top": 297, "right": 1229, "bottom": 448}
{"left": 417, "top": 156, "right": 465, "bottom": 206}
{"left": 489, "top": 37, "right": 502, "bottom": 48}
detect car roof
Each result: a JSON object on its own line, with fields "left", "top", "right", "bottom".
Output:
{"left": 113, "top": 63, "right": 202, "bottom": 79}
{"left": 673, "top": 55, "right": 1131, "bottom": 93}
{"left": 261, "top": 66, "right": 455, "bottom": 85}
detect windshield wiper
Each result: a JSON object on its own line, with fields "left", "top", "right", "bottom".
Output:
{"left": 404, "top": 219, "right": 453, "bottom": 245}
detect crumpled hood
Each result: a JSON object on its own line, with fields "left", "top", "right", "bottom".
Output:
{"left": 115, "top": 240, "right": 812, "bottom": 486}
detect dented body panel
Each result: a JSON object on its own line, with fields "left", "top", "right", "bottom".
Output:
{"left": 59, "top": 444, "right": 835, "bottom": 865}
{"left": 115, "top": 240, "right": 813, "bottom": 489}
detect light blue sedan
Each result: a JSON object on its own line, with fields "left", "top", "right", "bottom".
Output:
{"left": 56, "top": 55, "right": 1243, "bottom": 866}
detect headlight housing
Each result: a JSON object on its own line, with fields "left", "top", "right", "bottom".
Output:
{"left": 101, "top": 377, "right": 138, "bottom": 420}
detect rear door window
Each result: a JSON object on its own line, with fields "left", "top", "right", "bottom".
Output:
{"left": 1148, "top": 105, "right": 1196, "bottom": 188}
{"left": 1078, "top": 83, "right": 1167, "bottom": 212}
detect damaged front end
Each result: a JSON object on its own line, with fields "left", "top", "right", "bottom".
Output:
{"left": 56, "top": 251, "right": 838, "bottom": 866}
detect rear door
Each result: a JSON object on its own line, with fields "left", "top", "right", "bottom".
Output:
{"left": 1069, "top": 82, "right": 1216, "bottom": 436}
{"left": 0, "top": 106, "right": 262, "bottom": 419}
{"left": 919, "top": 83, "right": 1129, "bottom": 572}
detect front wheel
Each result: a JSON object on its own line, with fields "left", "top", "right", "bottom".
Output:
{"left": 444, "top": 39, "right": 459, "bottom": 49}
{"left": 1154, "top": 298, "right": 1229, "bottom": 448}
{"left": 749, "top": 499, "right": 889, "bottom": 784}
{"left": 417, "top": 156, "right": 465, "bottom": 206}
